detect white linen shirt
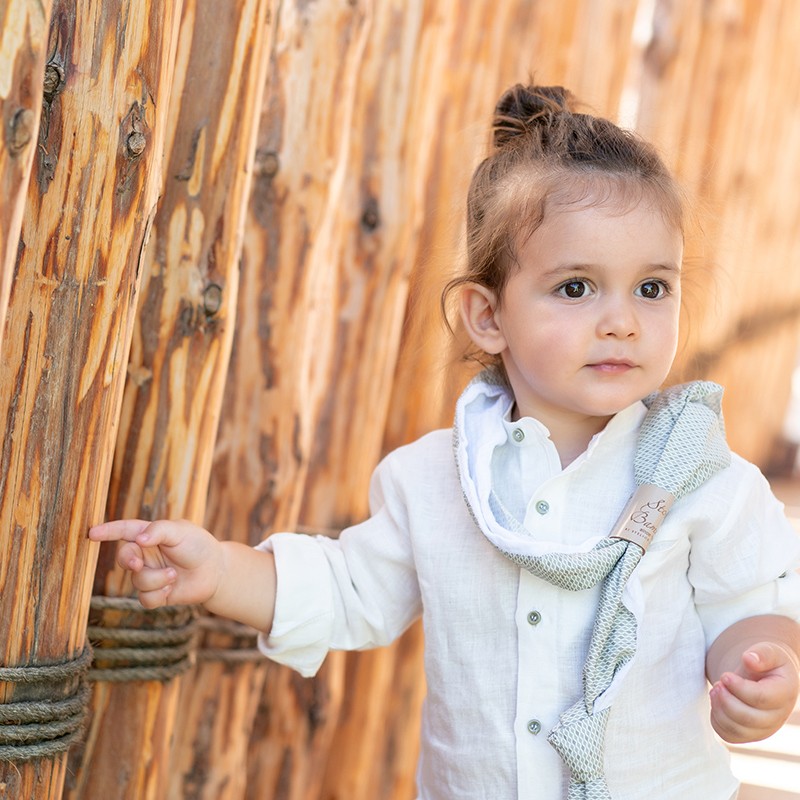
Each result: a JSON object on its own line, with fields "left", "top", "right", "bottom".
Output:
{"left": 257, "top": 378, "right": 800, "bottom": 799}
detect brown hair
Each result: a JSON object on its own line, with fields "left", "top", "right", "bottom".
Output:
{"left": 443, "top": 83, "right": 684, "bottom": 363}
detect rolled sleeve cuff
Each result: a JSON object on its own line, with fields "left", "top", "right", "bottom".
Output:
{"left": 255, "top": 532, "right": 334, "bottom": 677}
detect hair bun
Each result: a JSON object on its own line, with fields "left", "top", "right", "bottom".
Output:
{"left": 493, "top": 84, "right": 575, "bottom": 149}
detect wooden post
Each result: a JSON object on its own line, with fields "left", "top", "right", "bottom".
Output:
{"left": 0, "top": 0, "right": 52, "bottom": 356}
{"left": 201, "top": 1, "right": 379, "bottom": 794}
{"left": 0, "top": 1, "right": 181, "bottom": 798}
{"left": 63, "top": 2, "right": 270, "bottom": 799}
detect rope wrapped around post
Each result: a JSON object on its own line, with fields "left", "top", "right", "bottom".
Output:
{"left": 88, "top": 597, "right": 266, "bottom": 680}
{"left": 88, "top": 596, "right": 198, "bottom": 682}
{"left": 0, "top": 646, "right": 93, "bottom": 762}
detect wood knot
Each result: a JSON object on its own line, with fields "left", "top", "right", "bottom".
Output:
{"left": 43, "top": 63, "right": 65, "bottom": 101}
{"left": 126, "top": 131, "right": 147, "bottom": 158}
{"left": 254, "top": 149, "right": 279, "bottom": 178}
{"left": 361, "top": 197, "right": 380, "bottom": 232}
{"left": 202, "top": 284, "right": 223, "bottom": 316}
{"left": 7, "top": 108, "right": 35, "bottom": 155}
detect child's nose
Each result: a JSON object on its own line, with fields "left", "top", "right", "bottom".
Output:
{"left": 597, "top": 296, "right": 639, "bottom": 338}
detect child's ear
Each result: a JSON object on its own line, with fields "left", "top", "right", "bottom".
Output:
{"left": 460, "top": 283, "right": 506, "bottom": 355}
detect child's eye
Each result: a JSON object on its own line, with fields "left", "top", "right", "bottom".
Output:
{"left": 636, "top": 280, "right": 669, "bottom": 299}
{"left": 557, "top": 280, "right": 592, "bottom": 299}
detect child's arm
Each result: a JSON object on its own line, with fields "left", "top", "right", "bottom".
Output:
{"left": 88, "top": 520, "right": 277, "bottom": 633}
{"left": 706, "top": 614, "right": 800, "bottom": 743}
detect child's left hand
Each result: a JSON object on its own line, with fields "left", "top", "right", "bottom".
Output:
{"left": 709, "top": 641, "right": 800, "bottom": 743}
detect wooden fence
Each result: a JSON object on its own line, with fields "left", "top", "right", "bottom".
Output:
{"left": 2, "top": 1, "right": 800, "bottom": 799}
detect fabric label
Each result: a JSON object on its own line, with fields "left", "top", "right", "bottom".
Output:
{"left": 608, "top": 485, "right": 675, "bottom": 552}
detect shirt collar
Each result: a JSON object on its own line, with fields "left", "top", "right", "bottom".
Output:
{"left": 454, "top": 371, "right": 629, "bottom": 558}
{"left": 501, "top": 399, "right": 647, "bottom": 458}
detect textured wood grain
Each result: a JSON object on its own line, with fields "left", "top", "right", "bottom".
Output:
{"left": 63, "top": 2, "right": 270, "bottom": 799}
{"left": 162, "top": 2, "right": 274, "bottom": 798}
{"left": 0, "top": 1, "right": 181, "bottom": 797}
{"left": 211, "top": 2, "right": 377, "bottom": 794}
{"left": 0, "top": 0, "right": 51, "bottom": 358}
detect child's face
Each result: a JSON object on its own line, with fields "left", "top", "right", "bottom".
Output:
{"left": 475, "top": 194, "right": 682, "bottom": 431}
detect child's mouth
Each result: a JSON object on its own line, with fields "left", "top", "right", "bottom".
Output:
{"left": 589, "top": 360, "right": 635, "bottom": 373}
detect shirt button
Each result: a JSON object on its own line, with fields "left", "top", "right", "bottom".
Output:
{"left": 527, "top": 610, "right": 542, "bottom": 626}
{"left": 527, "top": 719, "right": 542, "bottom": 735}
{"left": 535, "top": 500, "right": 549, "bottom": 515}
{"left": 512, "top": 428, "right": 525, "bottom": 443}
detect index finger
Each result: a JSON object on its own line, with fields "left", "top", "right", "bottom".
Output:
{"left": 89, "top": 519, "right": 152, "bottom": 543}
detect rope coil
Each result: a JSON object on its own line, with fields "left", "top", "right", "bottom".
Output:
{"left": 87, "top": 596, "right": 267, "bottom": 678}
{"left": 88, "top": 595, "right": 198, "bottom": 683}
{"left": 0, "top": 646, "right": 93, "bottom": 762}
{"left": 0, "top": 595, "right": 264, "bottom": 763}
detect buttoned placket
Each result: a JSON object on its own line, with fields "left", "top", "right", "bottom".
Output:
{"left": 515, "top": 474, "right": 566, "bottom": 784}
{"left": 500, "top": 425, "right": 562, "bottom": 787}
{"left": 491, "top": 406, "right": 627, "bottom": 794}
{"left": 503, "top": 426, "right": 612, "bottom": 795}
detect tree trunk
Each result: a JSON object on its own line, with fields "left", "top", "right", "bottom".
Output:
{"left": 0, "top": 0, "right": 52, "bottom": 356}
{"left": 0, "top": 2, "right": 180, "bottom": 798}
{"left": 64, "top": 2, "right": 269, "bottom": 799}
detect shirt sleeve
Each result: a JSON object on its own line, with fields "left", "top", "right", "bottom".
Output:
{"left": 255, "top": 452, "right": 422, "bottom": 677}
{"left": 689, "top": 457, "right": 800, "bottom": 649}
